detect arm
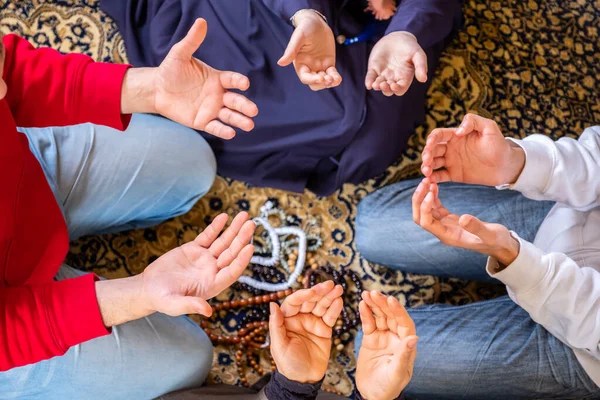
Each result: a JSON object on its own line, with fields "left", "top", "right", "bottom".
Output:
{"left": 508, "top": 127, "right": 600, "bottom": 210}
{"left": 3, "top": 34, "right": 131, "bottom": 130}
{"left": 0, "top": 275, "right": 109, "bottom": 371}
{"left": 487, "top": 237, "right": 600, "bottom": 363}
{"left": 386, "top": 0, "right": 462, "bottom": 48}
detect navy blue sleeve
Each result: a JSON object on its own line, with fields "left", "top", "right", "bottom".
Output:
{"left": 385, "top": 0, "right": 463, "bottom": 48}
{"left": 260, "top": 0, "right": 335, "bottom": 23}
{"left": 263, "top": 370, "right": 322, "bottom": 400}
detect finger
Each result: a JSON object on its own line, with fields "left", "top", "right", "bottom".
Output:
{"left": 411, "top": 178, "right": 429, "bottom": 224}
{"left": 298, "top": 65, "right": 324, "bottom": 85}
{"left": 373, "top": 75, "right": 386, "bottom": 90}
{"left": 456, "top": 113, "right": 500, "bottom": 137}
{"left": 217, "top": 220, "right": 256, "bottom": 269}
{"left": 213, "top": 244, "right": 254, "bottom": 291}
{"left": 412, "top": 48, "right": 428, "bottom": 83}
{"left": 422, "top": 144, "right": 447, "bottom": 165}
{"left": 365, "top": 69, "right": 378, "bottom": 90}
{"left": 429, "top": 169, "right": 452, "bottom": 184}
{"left": 167, "top": 296, "right": 212, "bottom": 317}
{"left": 300, "top": 281, "right": 335, "bottom": 313}
{"left": 312, "top": 284, "right": 344, "bottom": 317}
{"left": 209, "top": 212, "right": 249, "bottom": 258}
{"left": 371, "top": 291, "right": 397, "bottom": 332}
{"left": 169, "top": 18, "right": 207, "bottom": 60}
{"left": 278, "top": 30, "right": 304, "bottom": 66}
{"left": 388, "top": 296, "right": 416, "bottom": 335}
{"left": 359, "top": 300, "right": 377, "bottom": 335}
{"left": 389, "top": 335, "right": 419, "bottom": 378}
{"left": 195, "top": 213, "right": 229, "bottom": 247}
{"left": 369, "top": 291, "right": 388, "bottom": 330}
{"left": 379, "top": 81, "right": 393, "bottom": 96}
{"left": 389, "top": 81, "right": 409, "bottom": 96}
{"left": 322, "top": 297, "right": 344, "bottom": 328}
{"left": 459, "top": 214, "right": 496, "bottom": 243}
{"left": 419, "top": 191, "right": 436, "bottom": 228}
{"left": 218, "top": 108, "right": 255, "bottom": 132}
{"left": 219, "top": 71, "right": 251, "bottom": 91}
{"left": 269, "top": 302, "right": 289, "bottom": 349}
{"left": 430, "top": 157, "right": 446, "bottom": 171}
{"left": 362, "top": 291, "right": 385, "bottom": 330}
{"left": 223, "top": 92, "right": 259, "bottom": 119}
{"left": 327, "top": 66, "right": 343, "bottom": 87}
{"left": 280, "top": 287, "right": 317, "bottom": 317}
{"left": 202, "top": 119, "right": 236, "bottom": 140}
{"left": 425, "top": 128, "right": 457, "bottom": 147}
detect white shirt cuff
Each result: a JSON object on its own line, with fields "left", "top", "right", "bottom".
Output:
{"left": 486, "top": 232, "right": 549, "bottom": 294}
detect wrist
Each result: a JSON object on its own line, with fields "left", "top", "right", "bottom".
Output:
{"left": 291, "top": 9, "right": 327, "bottom": 28}
{"left": 95, "top": 274, "right": 155, "bottom": 328}
{"left": 120, "top": 67, "right": 158, "bottom": 115}
{"left": 386, "top": 30, "right": 417, "bottom": 42}
{"left": 493, "top": 234, "right": 520, "bottom": 267}
{"left": 501, "top": 144, "right": 526, "bottom": 185}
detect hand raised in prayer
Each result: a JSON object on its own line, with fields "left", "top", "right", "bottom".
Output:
{"left": 421, "top": 113, "right": 526, "bottom": 186}
{"left": 366, "top": 31, "right": 427, "bottom": 96}
{"left": 269, "top": 281, "right": 344, "bottom": 383}
{"left": 154, "top": 18, "right": 259, "bottom": 139}
{"left": 412, "top": 179, "right": 520, "bottom": 265}
{"left": 278, "top": 10, "right": 342, "bottom": 91}
{"left": 356, "top": 291, "right": 418, "bottom": 400}
{"left": 140, "top": 212, "right": 255, "bottom": 317}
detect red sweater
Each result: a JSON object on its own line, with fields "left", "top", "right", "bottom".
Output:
{"left": 0, "top": 34, "right": 131, "bottom": 371}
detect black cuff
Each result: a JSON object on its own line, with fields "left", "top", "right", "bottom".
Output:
{"left": 264, "top": 370, "right": 323, "bottom": 400}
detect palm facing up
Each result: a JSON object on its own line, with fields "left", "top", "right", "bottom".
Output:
{"left": 421, "top": 114, "right": 523, "bottom": 186}
{"left": 141, "top": 212, "right": 256, "bottom": 317}
{"left": 356, "top": 291, "right": 418, "bottom": 400}
{"left": 269, "top": 281, "right": 344, "bottom": 383}
{"left": 278, "top": 11, "right": 342, "bottom": 91}
{"left": 366, "top": 31, "right": 428, "bottom": 96}
{"left": 155, "top": 18, "right": 259, "bottom": 139}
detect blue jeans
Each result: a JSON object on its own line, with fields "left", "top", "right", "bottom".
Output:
{"left": 0, "top": 115, "right": 217, "bottom": 400}
{"left": 355, "top": 179, "right": 600, "bottom": 399}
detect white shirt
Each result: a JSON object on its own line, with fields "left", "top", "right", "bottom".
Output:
{"left": 486, "top": 127, "right": 600, "bottom": 386}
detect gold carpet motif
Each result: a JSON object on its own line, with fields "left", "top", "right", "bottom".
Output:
{"left": 2, "top": 0, "right": 600, "bottom": 395}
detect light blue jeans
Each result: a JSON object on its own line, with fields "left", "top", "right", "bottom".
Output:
{"left": 0, "top": 114, "right": 217, "bottom": 400}
{"left": 355, "top": 179, "right": 600, "bottom": 399}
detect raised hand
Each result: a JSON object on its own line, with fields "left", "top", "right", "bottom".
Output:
{"left": 421, "top": 113, "right": 525, "bottom": 186}
{"left": 366, "top": 31, "right": 427, "bottom": 96}
{"left": 412, "top": 178, "right": 520, "bottom": 265}
{"left": 154, "top": 18, "right": 259, "bottom": 139}
{"left": 356, "top": 291, "right": 418, "bottom": 400}
{"left": 140, "top": 212, "right": 256, "bottom": 317}
{"left": 269, "top": 281, "right": 344, "bottom": 384}
{"left": 277, "top": 10, "right": 342, "bottom": 91}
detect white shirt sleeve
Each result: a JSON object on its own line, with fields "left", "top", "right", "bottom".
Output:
{"left": 507, "top": 126, "right": 600, "bottom": 210}
{"left": 487, "top": 236, "right": 600, "bottom": 363}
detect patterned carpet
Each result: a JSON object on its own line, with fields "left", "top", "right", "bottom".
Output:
{"left": 2, "top": 0, "right": 600, "bottom": 395}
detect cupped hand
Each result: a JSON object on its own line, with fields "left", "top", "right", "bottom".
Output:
{"left": 421, "top": 113, "right": 525, "bottom": 186}
{"left": 269, "top": 280, "right": 344, "bottom": 384}
{"left": 278, "top": 10, "right": 342, "bottom": 91}
{"left": 356, "top": 291, "right": 418, "bottom": 400}
{"left": 366, "top": 31, "right": 427, "bottom": 96}
{"left": 155, "top": 18, "right": 259, "bottom": 139}
{"left": 412, "top": 178, "right": 520, "bottom": 265}
{"left": 141, "top": 212, "right": 256, "bottom": 317}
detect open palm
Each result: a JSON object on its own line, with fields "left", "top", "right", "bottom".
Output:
{"left": 366, "top": 31, "right": 428, "bottom": 96}
{"left": 141, "top": 212, "right": 255, "bottom": 317}
{"left": 269, "top": 281, "right": 343, "bottom": 383}
{"left": 357, "top": 291, "right": 418, "bottom": 400}
{"left": 155, "top": 18, "right": 259, "bottom": 139}
{"left": 421, "top": 114, "right": 516, "bottom": 186}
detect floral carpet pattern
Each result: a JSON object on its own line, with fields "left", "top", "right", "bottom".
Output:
{"left": 2, "top": 0, "right": 599, "bottom": 395}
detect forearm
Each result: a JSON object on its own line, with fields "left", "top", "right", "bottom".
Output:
{"left": 386, "top": 0, "right": 462, "bottom": 47}
{"left": 95, "top": 275, "right": 154, "bottom": 327}
{"left": 120, "top": 67, "right": 158, "bottom": 115}
{"left": 488, "top": 236, "right": 600, "bottom": 359}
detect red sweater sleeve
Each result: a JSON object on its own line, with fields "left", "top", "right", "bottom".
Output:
{"left": 0, "top": 274, "right": 110, "bottom": 371}
{"left": 2, "top": 34, "right": 132, "bottom": 129}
